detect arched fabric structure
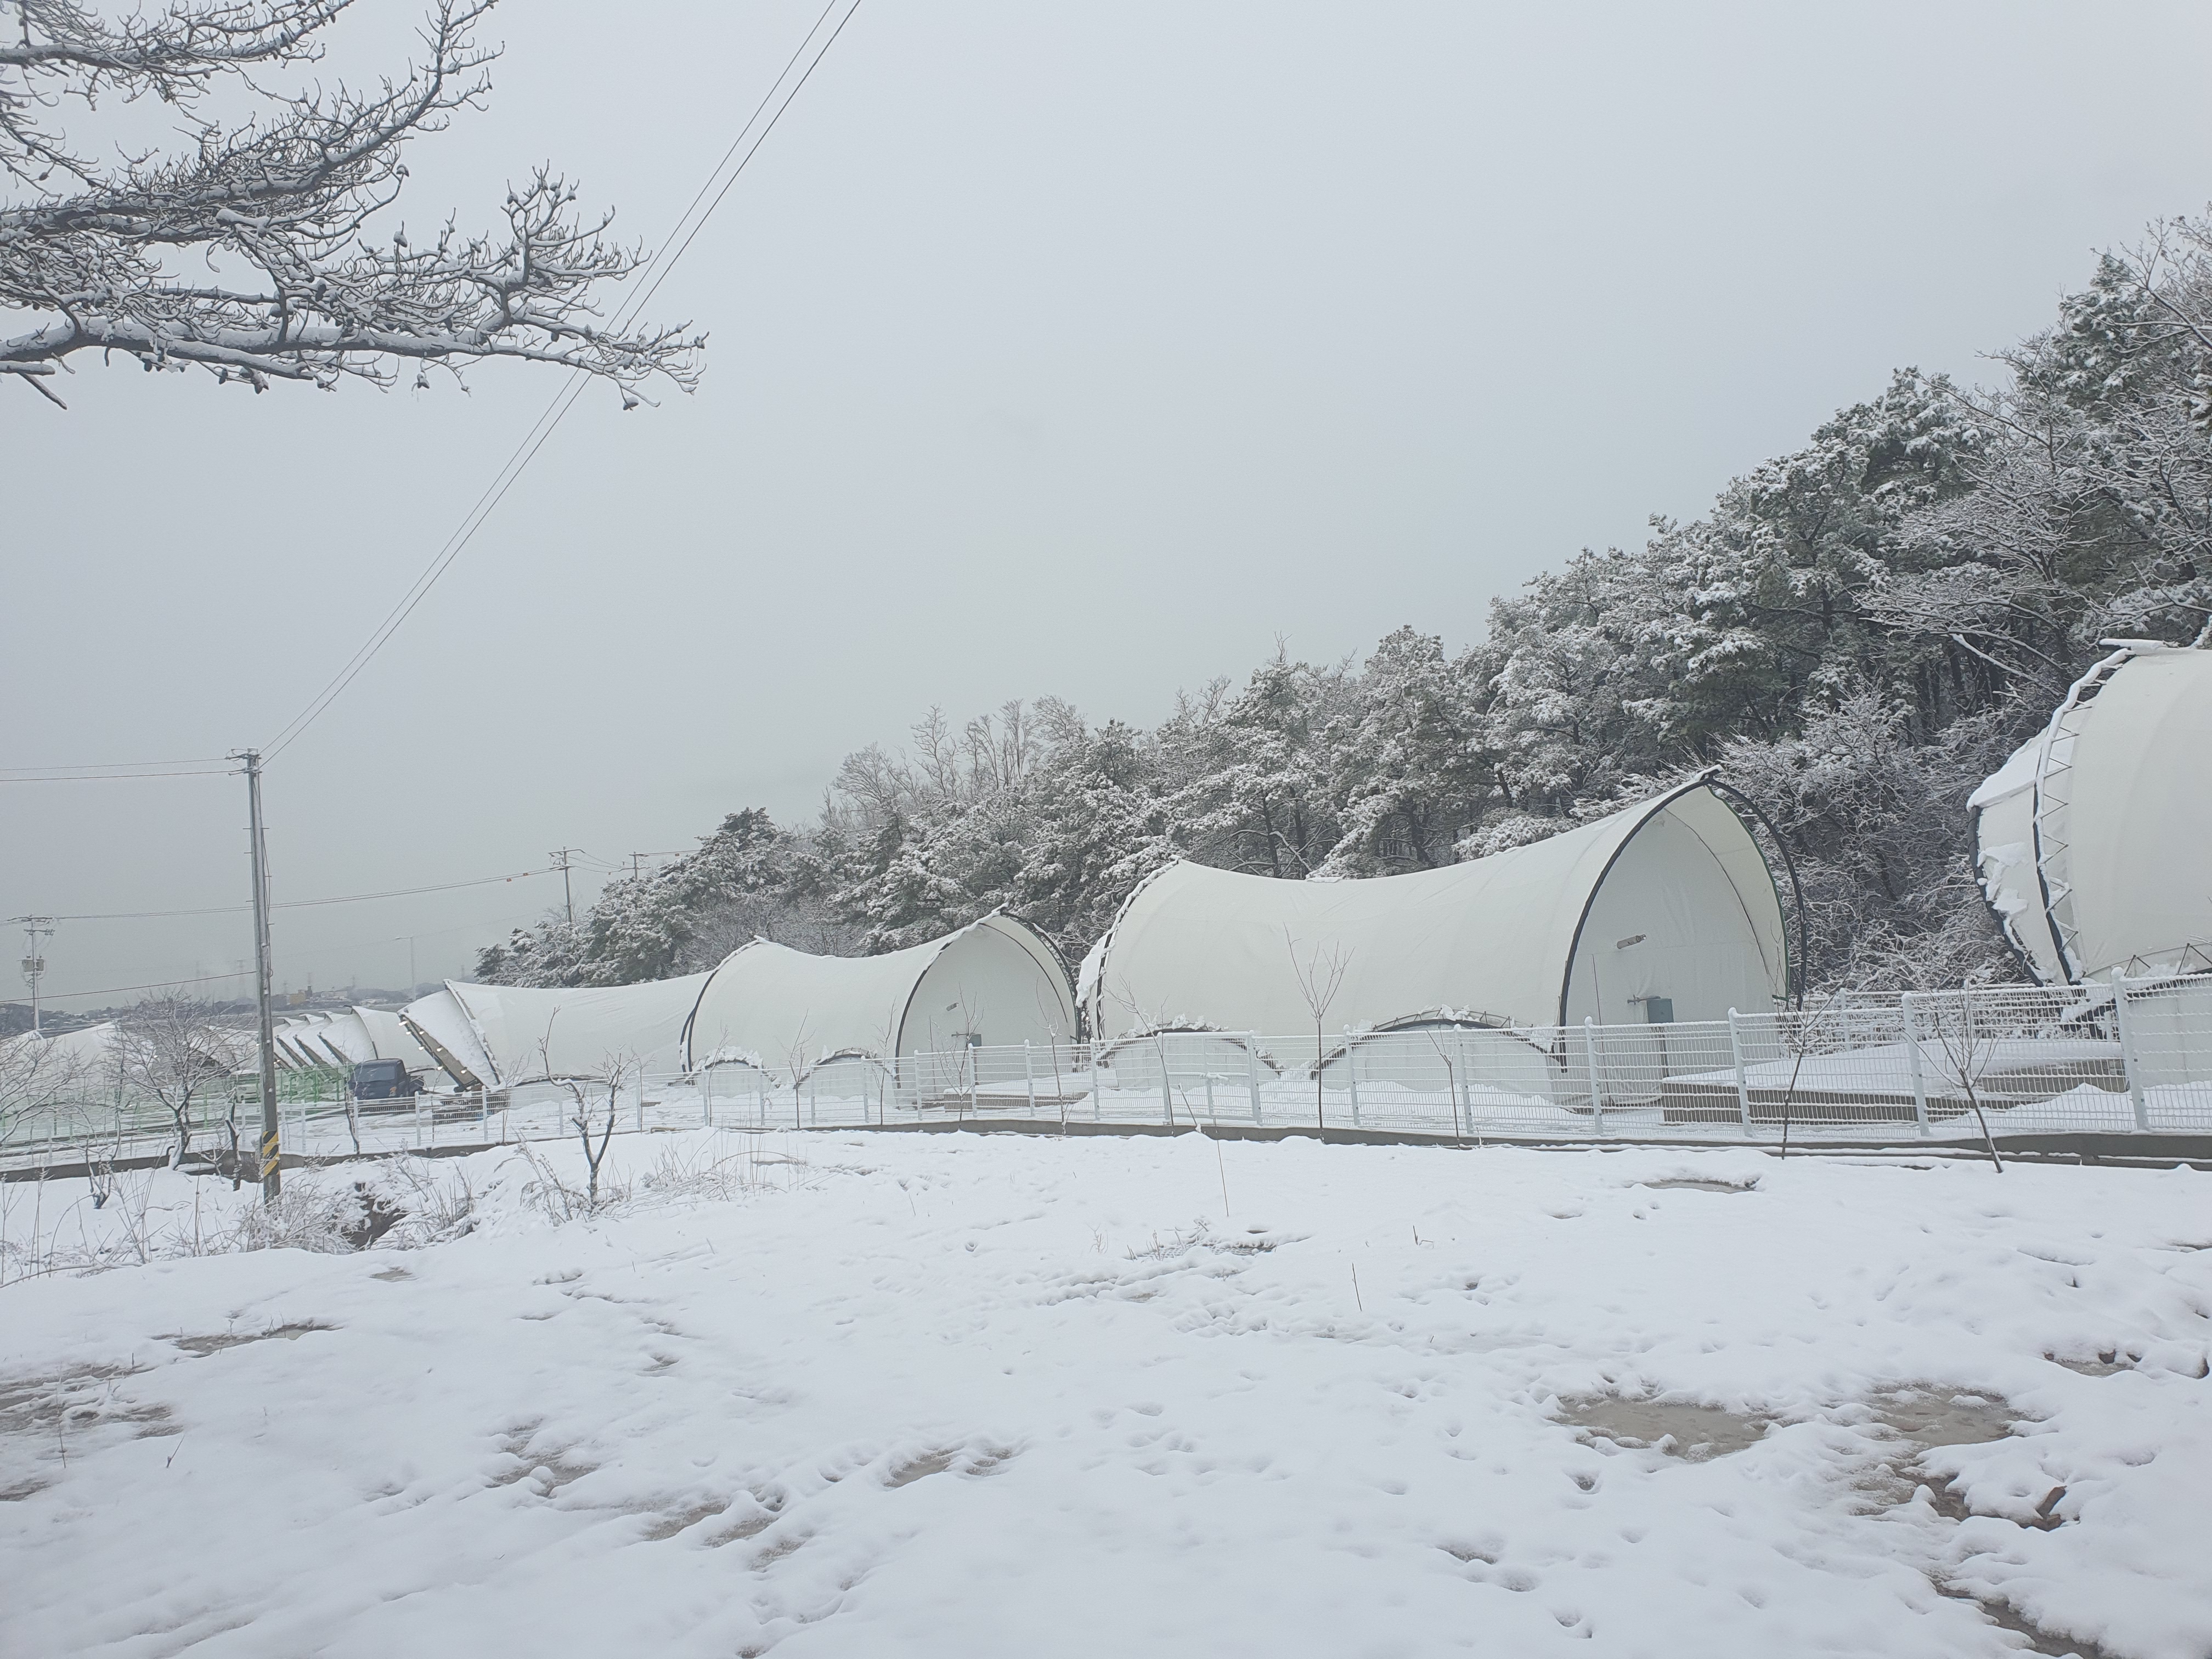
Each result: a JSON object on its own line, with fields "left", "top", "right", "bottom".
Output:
{"left": 1084, "top": 780, "right": 1791, "bottom": 1048}
{"left": 354, "top": 1007, "right": 445, "bottom": 1081}
{"left": 427, "top": 975, "right": 711, "bottom": 1085}
{"left": 398, "top": 989, "right": 498, "bottom": 1088}
{"left": 1972, "top": 643, "right": 2212, "bottom": 984}
{"left": 271, "top": 1011, "right": 378, "bottom": 1070}
{"left": 681, "top": 912, "right": 1075, "bottom": 1075}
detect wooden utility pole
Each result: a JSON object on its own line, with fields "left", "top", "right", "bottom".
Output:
{"left": 237, "top": 750, "right": 282, "bottom": 1200}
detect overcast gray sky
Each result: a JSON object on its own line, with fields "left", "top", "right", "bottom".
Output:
{"left": 8, "top": 0, "right": 2212, "bottom": 1005}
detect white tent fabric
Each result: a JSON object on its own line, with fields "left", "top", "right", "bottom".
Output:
{"left": 398, "top": 989, "right": 499, "bottom": 1088}
{"left": 1, "top": 1021, "right": 117, "bottom": 1088}
{"left": 437, "top": 975, "right": 710, "bottom": 1085}
{"left": 1085, "top": 781, "right": 1790, "bottom": 1051}
{"left": 1973, "top": 644, "right": 2212, "bottom": 983}
{"left": 683, "top": 913, "right": 1075, "bottom": 1076}
{"left": 354, "top": 1007, "right": 445, "bottom": 1080}
{"left": 270, "top": 1011, "right": 378, "bottom": 1070}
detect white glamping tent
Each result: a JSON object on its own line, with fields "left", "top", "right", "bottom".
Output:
{"left": 682, "top": 913, "right": 1076, "bottom": 1078}
{"left": 1084, "top": 778, "right": 1794, "bottom": 1051}
{"left": 404, "top": 977, "right": 710, "bottom": 1087}
{"left": 1972, "top": 642, "right": 2212, "bottom": 984}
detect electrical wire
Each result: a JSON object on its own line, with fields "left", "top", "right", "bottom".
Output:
{"left": 0, "top": 757, "right": 230, "bottom": 775}
{"left": 0, "top": 767, "right": 234, "bottom": 784}
{"left": 260, "top": 0, "right": 865, "bottom": 763}
{"left": 32, "top": 969, "right": 252, "bottom": 1003}
{"left": 32, "top": 866, "right": 556, "bottom": 922}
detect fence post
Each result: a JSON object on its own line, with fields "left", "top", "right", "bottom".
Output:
{"left": 1247, "top": 1036, "right": 1262, "bottom": 1125}
{"left": 2112, "top": 976, "right": 2151, "bottom": 1132}
{"left": 1346, "top": 1035, "right": 1361, "bottom": 1128}
{"left": 1088, "top": 1040, "right": 1101, "bottom": 1122}
{"left": 1160, "top": 1048, "right": 1173, "bottom": 1126}
{"left": 1901, "top": 992, "right": 1930, "bottom": 1136}
{"left": 1726, "top": 1008, "right": 1753, "bottom": 1135}
{"left": 703, "top": 1067, "right": 714, "bottom": 1128}
{"left": 635, "top": 1073, "right": 646, "bottom": 1134}
{"left": 1025, "top": 1041, "right": 1036, "bottom": 1115}
{"left": 1583, "top": 1017, "right": 1604, "bottom": 1133}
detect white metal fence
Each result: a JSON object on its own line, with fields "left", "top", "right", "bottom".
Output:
{"left": 7, "top": 975, "right": 2210, "bottom": 1176}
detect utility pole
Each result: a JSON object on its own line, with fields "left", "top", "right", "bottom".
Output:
{"left": 16, "top": 917, "right": 54, "bottom": 1035}
{"left": 551, "top": 848, "right": 578, "bottom": 927}
{"left": 630, "top": 851, "right": 644, "bottom": 880}
{"left": 234, "top": 750, "right": 282, "bottom": 1201}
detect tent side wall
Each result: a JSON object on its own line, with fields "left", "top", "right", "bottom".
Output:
{"left": 1560, "top": 788, "right": 1789, "bottom": 1026}
{"left": 897, "top": 917, "right": 1076, "bottom": 1056}
{"left": 1971, "top": 751, "right": 2069, "bottom": 986}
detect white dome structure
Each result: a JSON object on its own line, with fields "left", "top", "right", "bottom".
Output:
{"left": 1083, "top": 779, "right": 1795, "bottom": 1049}
{"left": 682, "top": 913, "right": 1075, "bottom": 1077}
{"left": 1972, "top": 642, "right": 2212, "bottom": 984}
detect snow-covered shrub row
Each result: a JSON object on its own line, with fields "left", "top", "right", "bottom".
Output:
{"left": 479, "top": 226, "right": 2212, "bottom": 998}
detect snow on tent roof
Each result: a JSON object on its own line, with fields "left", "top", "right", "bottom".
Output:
{"left": 0, "top": 1020, "right": 116, "bottom": 1078}
{"left": 1085, "top": 780, "right": 1791, "bottom": 1049}
{"left": 1973, "top": 644, "right": 2212, "bottom": 984}
{"left": 438, "top": 975, "right": 710, "bottom": 1086}
{"left": 682, "top": 913, "right": 1075, "bottom": 1076}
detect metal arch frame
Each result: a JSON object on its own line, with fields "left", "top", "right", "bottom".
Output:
{"left": 1554, "top": 774, "right": 1805, "bottom": 1030}
{"left": 2026, "top": 645, "right": 2138, "bottom": 986}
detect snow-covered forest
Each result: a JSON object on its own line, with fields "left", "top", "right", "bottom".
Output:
{"left": 481, "top": 224, "right": 2212, "bottom": 998}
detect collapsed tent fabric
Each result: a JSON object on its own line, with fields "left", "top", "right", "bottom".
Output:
{"left": 270, "top": 1011, "right": 379, "bottom": 1070}
{"left": 683, "top": 913, "right": 1075, "bottom": 1076}
{"left": 430, "top": 975, "right": 710, "bottom": 1085}
{"left": 1972, "top": 644, "right": 2212, "bottom": 984}
{"left": 399, "top": 989, "right": 499, "bottom": 1088}
{"left": 1083, "top": 780, "right": 1791, "bottom": 1049}
{"left": 354, "top": 1006, "right": 445, "bottom": 1081}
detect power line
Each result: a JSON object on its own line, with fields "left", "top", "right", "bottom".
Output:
{"left": 260, "top": 0, "right": 865, "bottom": 763}
{"left": 0, "top": 767, "right": 233, "bottom": 784}
{"left": 0, "top": 757, "right": 230, "bottom": 775}
{"left": 25, "top": 968, "right": 252, "bottom": 1004}
{"left": 27, "top": 866, "right": 556, "bottom": 922}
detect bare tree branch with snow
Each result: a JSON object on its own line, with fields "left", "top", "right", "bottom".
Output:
{"left": 1, "top": 0, "right": 702, "bottom": 408}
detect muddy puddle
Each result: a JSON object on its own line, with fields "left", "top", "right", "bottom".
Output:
{"left": 1556, "top": 1397, "right": 1772, "bottom": 1460}
{"left": 2046, "top": 1352, "right": 2132, "bottom": 1377}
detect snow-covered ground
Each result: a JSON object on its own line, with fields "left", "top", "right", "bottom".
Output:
{"left": 4, "top": 1130, "right": 2209, "bottom": 1657}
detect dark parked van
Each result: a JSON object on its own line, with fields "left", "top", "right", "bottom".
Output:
{"left": 350, "top": 1059, "right": 420, "bottom": 1102}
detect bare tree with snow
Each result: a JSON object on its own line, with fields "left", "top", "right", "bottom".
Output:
{"left": 0, "top": 1025, "right": 91, "bottom": 1150}
{"left": 1284, "top": 930, "right": 1350, "bottom": 1133}
{"left": 1, "top": 0, "right": 700, "bottom": 407}
{"left": 108, "top": 995, "right": 239, "bottom": 1168}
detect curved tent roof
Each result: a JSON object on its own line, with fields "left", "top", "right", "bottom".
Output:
{"left": 1085, "top": 781, "right": 1791, "bottom": 1047}
{"left": 395, "top": 990, "right": 497, "bottom": 1088}
{"left": 354, "top": 1006, "right": 445, "bottom": 1079}
{"left": 1972, "top": 643, "right": 2212, "bottom": 983}
{"left": 435, "top": 975, "right": 710, "bottom": 1085}
{"left": 682, "top": 913, "right": 1075, "bottom": 1075}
